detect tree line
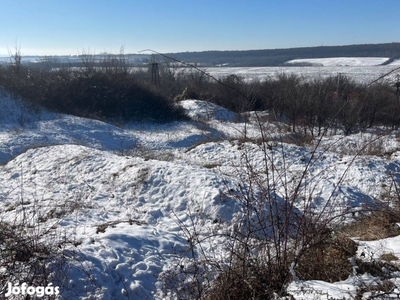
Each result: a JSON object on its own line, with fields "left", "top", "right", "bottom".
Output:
{"left": 143, "top": 59, "right": 400, "bottom": 135}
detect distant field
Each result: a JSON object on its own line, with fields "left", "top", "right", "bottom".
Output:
{"left": 206, "top": 64, "right": 400, "bottom": 84}
{"left": 195, "top": 57, "right": 400, "bottom": 84}
{"left": 4, "top": 54, "right": 399, "bottom": 85}
{"left": 286, "top": 57, "right": 390, "bottom": 66}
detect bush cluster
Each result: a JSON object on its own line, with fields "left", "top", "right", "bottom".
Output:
{"left": 2, "top": 52, "right": 398, "bottom": 132}
{"left": 165, "top": 71, "right": 399, "bottom": 135}
{"left": 0, "top": 54, "right": 187, "bottom": 123}
{"left": 139, "top": 58, "right": 399, "bottom": 135}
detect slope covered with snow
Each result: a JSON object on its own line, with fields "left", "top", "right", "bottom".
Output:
{"left": 1, "top": 94, "right": 400, "bottom": 299}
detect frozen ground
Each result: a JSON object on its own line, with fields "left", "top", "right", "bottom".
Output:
{"left": 206, "top": 57, "right": 400, "bottom": 84}
{"left": 1, "top": 86, "right": 400, "bottom": 299}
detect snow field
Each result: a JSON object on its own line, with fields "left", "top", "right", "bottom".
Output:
{"left": 0, "top": 142, "right": 240, "bottom": 298}
{"left": 206, "top": 58, "right": 400, "bottom": 84}
{"left": 1, "top": 72, "right": 400, "bottom": 298}
{"left": 286, "top": 57, "right": 390, "bottom": 67}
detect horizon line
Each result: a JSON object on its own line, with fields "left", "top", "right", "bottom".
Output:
{"left": 0, "top": 41, "right": 399, "bottom": 58}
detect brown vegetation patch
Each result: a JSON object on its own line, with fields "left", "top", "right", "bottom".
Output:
{"left": 96, "top": 219, "right": 147, "bottom": 234}
{"left": 380, "top": 252, "right": 399, "bottom": 262}
{"left": 296, "top": 233, "right": 357, "bottom": 282}
{"left": 205, "top": 260, "right": 291, "bottom": 300}
{"left": 341, "top": 211, "right": 400, "bottom": 241}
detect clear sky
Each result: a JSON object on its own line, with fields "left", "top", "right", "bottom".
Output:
{"left": 0, "top": 0, "right": 399, "bottom": 56}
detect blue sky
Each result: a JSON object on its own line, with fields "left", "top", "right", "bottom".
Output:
{"left": 0, "top": 0, "right": 398, "bottom": 56}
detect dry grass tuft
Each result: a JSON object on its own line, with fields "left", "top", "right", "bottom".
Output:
{"left": 204, "top": 260, "right": 291, "bottom": 300}
{"left": 380, "top": 252, "right": 399, "bottom": 262}
{"left": 296, "top": 233, "right": 357, "bottom": 282}
{"left": 341, "top": 210, "right": 400, "bottom": 241}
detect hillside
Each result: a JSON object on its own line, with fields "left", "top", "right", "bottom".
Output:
{"left": 1, "top": 94, "right": 400, "bottom": 299}
{"left": 165, "top": 42, "right": 400, "bottom": 66}
{"left": 8, "top": 42, "right": 400, "bottom": 68}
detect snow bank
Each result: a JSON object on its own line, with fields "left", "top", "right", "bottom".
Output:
{"left": 179, "top": 99, "right": 238, "bottom": 122}
{"left": 0, "top": 144, "right": 241, "bottom": 298}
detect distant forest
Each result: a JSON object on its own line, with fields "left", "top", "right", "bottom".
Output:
{"left": 15, "top": 42, "right": 400, "bottom": 68}
{"left": 165, "top": 42, "right": 400, "bottom": 67}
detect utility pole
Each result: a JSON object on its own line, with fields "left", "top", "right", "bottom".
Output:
{"left": 336, "top": 72, "right": 342, "bottom": 97}
{"left": 151, "top": 62, "right": 160, "bottom": 87}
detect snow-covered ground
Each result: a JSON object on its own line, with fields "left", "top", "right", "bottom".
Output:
{"left": 286, "top": 57, "right": 389, "bottom": 66}
{"left": 206, "top": 57, "right": 400, "bottom": 84}
{"left": 1, "top": 92, "right": 400, "bottom": 299}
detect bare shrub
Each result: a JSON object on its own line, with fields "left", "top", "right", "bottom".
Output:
{"left": 0, "top": 218, "right": 73, "bottom": 298}
{"left": 356, "top": 279, "right": 397, "bottom": 300}
{"left": 162, "top": 129, "right": 361, "bottom": 298}
{"left": 0, "top": 161, "right": 103, "bottom": 298}
{"left": 0, "top": 222, "right": 51, "bottom": 285}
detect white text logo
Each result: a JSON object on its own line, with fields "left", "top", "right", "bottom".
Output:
{"left": 4, "top": 282, "right": 60, "bottom": 298}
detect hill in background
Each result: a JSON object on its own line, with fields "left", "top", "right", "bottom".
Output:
{"left": 5, "top": 42, "right": 400, "bottom": 67}
{"left": 166, "top": 42, "right": 400, "bottom": 66}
